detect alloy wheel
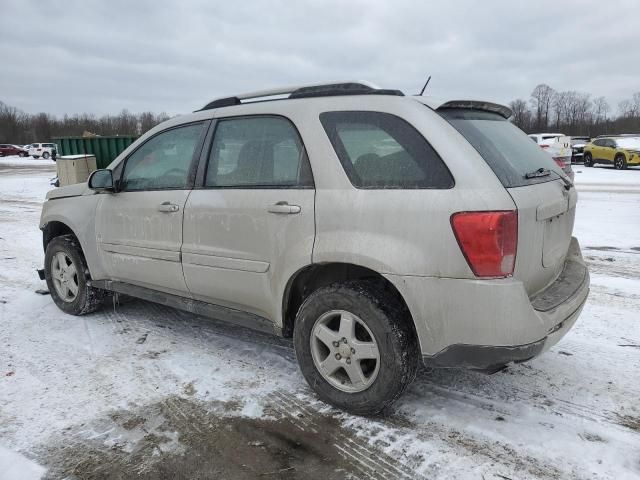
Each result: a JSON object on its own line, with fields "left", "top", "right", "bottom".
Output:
{"left": 50, "top": 251, "right": 79, "bottom": 302}
{"left": 310, "top": 310, "right": 380, "bottom": 393}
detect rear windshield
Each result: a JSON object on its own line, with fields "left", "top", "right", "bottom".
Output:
{"left": 439, "top": 109, "right": 561, "bottom": 188}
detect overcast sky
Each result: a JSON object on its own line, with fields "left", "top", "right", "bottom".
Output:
{"left": 1, "top": 0, "right": 639, "bottom": 117}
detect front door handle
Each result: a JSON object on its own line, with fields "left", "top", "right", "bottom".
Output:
{"left": 268, "top": 202, "right": 301, "bottom": 214}
{"left": 158, "top": 202, "right": 180, "bottom": 213}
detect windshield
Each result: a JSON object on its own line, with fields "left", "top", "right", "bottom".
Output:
{"left": 571, "top": 137, "right": 589, "bottom": 145}
{"left": 438, "top": 108, "right": 561, "bottom": 188}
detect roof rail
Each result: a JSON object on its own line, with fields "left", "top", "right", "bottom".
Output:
{"left": 198, "top": 81, "right": 404, "bottom": 111}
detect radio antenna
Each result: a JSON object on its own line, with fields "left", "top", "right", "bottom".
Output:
{"left": 419, "top": 76, "right": 432, "bottom": 96}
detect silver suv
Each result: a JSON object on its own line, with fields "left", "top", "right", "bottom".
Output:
{"left": 38, "top": 82, "right": 590, "bottom": 415}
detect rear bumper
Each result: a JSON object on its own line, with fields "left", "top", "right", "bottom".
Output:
{"left": 386, "top": 237, "right": 589, "bottom": 369}
{"left": 421, "top": 298, "right": 585, "bottom": 371}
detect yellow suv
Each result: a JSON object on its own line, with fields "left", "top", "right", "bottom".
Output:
{"left": 583, "top": 136, "right": 640, "bottom": 169}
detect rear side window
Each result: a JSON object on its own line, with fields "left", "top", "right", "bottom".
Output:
{"left": 439, "top": 109, "right": 561, "bottom": 188}
{"left": 205, "top": 116, "right": 313, "bottom": 188}
{"left": 320, "top": 111, "right": 453, "bottom": 189}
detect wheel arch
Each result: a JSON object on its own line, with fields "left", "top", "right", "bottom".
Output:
{"left": 281, "top": 262, "right": 418, "bottom": 341}
{"left": 42, "top": 220, "right": 78, "bottom": 252}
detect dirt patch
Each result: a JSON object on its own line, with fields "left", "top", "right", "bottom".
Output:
{"left": 616, "top": 413, "right": 640, "bottom": 432}
{"left": 182, "top": 382, "right": 196, "bottom": 396}
{"left": 39, "top": 396, "right": 363, "bottom": 480}
{"left": 445, "top": 429, "right": 564, "bottom": 479}
{"left": 578, "top": 432, "right": 605, "bottom": 443}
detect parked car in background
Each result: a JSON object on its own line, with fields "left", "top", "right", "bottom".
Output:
{"left": 29, "top": 143, "right": 58, "bottom": 160}
{"left": 583, "top": 137, "right": 640, "bottom": 169}
{"left": 0, "top": 144, "right": 28, "bottom": 157}
{"left": 38, "top": 81, "right": 589, "bottom": 415}
{"left": 528, "top": 133, "right": 574, "bottom": 179}
{"left": 570, "top": 136, "right": 590, "bottom": 164}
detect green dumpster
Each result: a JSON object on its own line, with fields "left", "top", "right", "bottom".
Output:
{"left": 52, "top": 136, "right": 137, "bottom": 169}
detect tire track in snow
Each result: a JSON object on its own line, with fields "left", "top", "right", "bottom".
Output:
{"left": 267, "top": 390, "right": 420, "bottom": 480}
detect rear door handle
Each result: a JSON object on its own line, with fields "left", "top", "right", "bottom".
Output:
{"left": 268, "top": 202, "right": 301, "bottom": 214}
{"left": 158, "top": 202, "right": 180, "bottom": 213}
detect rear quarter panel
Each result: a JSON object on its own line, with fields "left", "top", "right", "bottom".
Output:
{"left": 299, "top": 96, "right": 517, "bottom": 277}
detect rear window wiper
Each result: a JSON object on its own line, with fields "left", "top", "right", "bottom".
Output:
{"left": 524, "top": 167, "right": 573, "bottom": 190}
{"left": 524, "top": 167, "right": 551, "bottom": 179}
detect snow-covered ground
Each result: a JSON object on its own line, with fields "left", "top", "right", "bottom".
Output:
{"left": 0, "top": 155, "right": 638, "bottom": 479}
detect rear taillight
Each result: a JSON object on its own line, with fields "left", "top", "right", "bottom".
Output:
{"left": 450, "top": 210, "right": 518, "bottom": 278}
{"left": 552, "top": 157, "right": 566, "bottom": 168}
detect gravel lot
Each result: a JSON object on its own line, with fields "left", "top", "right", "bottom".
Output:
{"left": 0, "top": 157, "right": 639, "bottom": 479}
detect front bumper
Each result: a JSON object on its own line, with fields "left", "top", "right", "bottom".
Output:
{"left": 386, "top": 237, "right": 590, "bottom": 370}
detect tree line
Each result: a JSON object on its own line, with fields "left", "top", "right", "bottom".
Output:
{"left": 0, "top": 101, "right": 170, "bottom": 144}
{"left": 510, "top": 84, "right": 640, "bottom": 136}
{"left": 3, "top": 85, "right": 640, "bottom": 145}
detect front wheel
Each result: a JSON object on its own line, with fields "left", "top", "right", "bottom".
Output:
{"left": 42, "top": 152, "right": 50, "bottom": 159}
{"left": 44, "top": 235, "right": 106, "bottom": 315}
{"left": 583, "top": 153, "right": 593, "bottom": 167}
{"left": 293, "top": 281, "right": 419, "bottom": 415}
{"left": 614, "top": 154, "right": 627, "bottom": 170}
{"left": 18, "top": 152, "right": 26, "bottom": 157}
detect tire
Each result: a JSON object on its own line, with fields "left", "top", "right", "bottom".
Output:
{"left": 583, "top": 153, "right": 593, "bottom": 167}
{"left": 32, "top": 155, "right": 39, "bottom": 159}
{"left": 44, "top": 235, "right": 106, "bottom": 315}
{"left": 18, "top": 152, "right": 26, "bottom": 157}
{"left": 42, "top": 152, "right": 50, "bottom": 159}
{"left": 293, "top": 280, "right": 419, "bottom": 415}
{"left": 614, "top": 154, "right": 627, "bottom": 170}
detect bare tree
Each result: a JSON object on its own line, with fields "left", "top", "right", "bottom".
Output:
{"left": 552, "top": 91, "right": 570, "bottom": 129}
{"left": 593, "top": 96, "right": 610, "bottom": 124}
{"left": 530, "top": 84, "right": 556, "bottom": 131}
{"left": 509, "top": 99, "right": 532, "bottom": 131}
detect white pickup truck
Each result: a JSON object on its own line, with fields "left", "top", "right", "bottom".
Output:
{"left": 528, "top": 133, "right": 573, "bottom": 180}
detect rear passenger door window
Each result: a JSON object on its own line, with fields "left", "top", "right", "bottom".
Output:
{"left": 205, "top": 116, "right": 313, "bottom": 188}
{"left": 320, "top": 111, "right": 453, "bottom": 189}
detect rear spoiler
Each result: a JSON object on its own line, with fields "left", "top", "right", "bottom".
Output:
{"left": 436, "top": 100, "right": 513, "bottom": 119}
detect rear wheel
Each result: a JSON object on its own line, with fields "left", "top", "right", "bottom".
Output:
{"left": 293, "top": 281, "right": 419, "bottom": 415}
{"left": 44, "top": 235, "right": 106, "bottom": 315}
{"left": 583, "top": 153, "right": 593, "bottom": 167}
{"left": 614, "top": 154, "right": 627, "bottom": 170}
{"left": 42, "top": 152, "right": 50, "bottom": 159}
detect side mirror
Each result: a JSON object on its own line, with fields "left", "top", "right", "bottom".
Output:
{"left": 88, "top": 169, "right": 114, "bottom": 192}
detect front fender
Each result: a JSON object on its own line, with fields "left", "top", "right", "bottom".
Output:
{"left": 40, "top": 195, "right": 106, "bottom": 280}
